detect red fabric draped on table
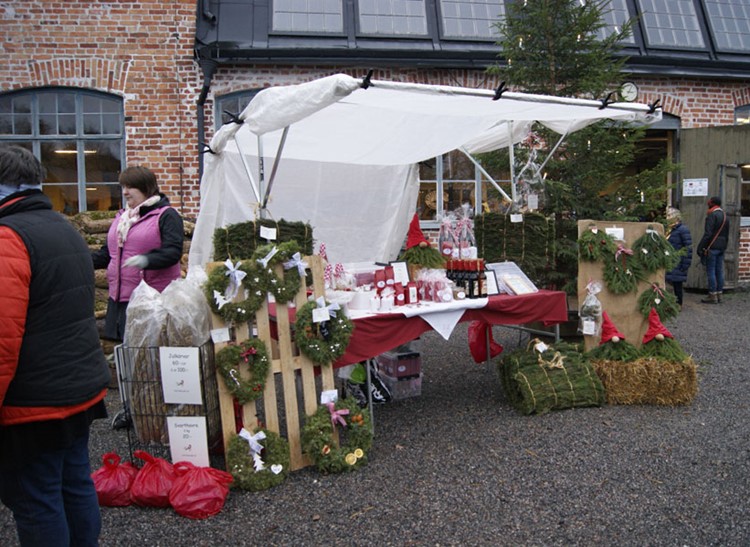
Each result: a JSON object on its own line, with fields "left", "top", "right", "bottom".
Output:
{"left": 268, "top": 290, "right": 568, "bottom": 367}
{"left": 333, "top": 290, "right": 568, "bottom": 366}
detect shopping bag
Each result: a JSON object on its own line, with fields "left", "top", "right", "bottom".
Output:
{"left": 467, "top": 320, "right": 504, "bottom": 363}
{"left": 130, "top": 450, "right": 177, "bottom": 508}
{"left": 91, "top": 452, "right": 139, "bottom": 507}
{"left": 169, "top": 461, "right": 234, "bottom": 519}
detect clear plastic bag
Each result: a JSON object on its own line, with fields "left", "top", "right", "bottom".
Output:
{"left": 162, "top": 277, "right": 211, "bottom": 347}
{"left": 578, "top": 281, "right": 603, "bottom": 336}
{"left": 124, "top": 280, "right": 167, "bottom": 347}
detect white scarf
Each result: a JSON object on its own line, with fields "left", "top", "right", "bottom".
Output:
{"left": 117, "top": 195, "right": 161, "bottom": 247}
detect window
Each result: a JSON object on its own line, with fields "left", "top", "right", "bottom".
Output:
{"left": 735, "top": 104, "right": 750, "bottom": 125}
{"left": 597, "top": 0, "right": 635, "bottom": 44}
{"left": 272, "top": 0, "right": 344, "bottom": 33}
{"left": 418, "top": 150, "right": 509, "bottom": 226}
{"left": 358, "top": 0, "right": 428, "bottom": 36}
{"left": 637, "top": 0, "right": 705, "bottom": 48}
{"left": 703, "top": 0, "right": 750, "bottom": 53}
{"left": 741, "top": 165, "right": 750, "bottom": 225}
{"left": 215, "top": 89, "right": 263, "bottom": 129}
{"left": 0, "top": 88, "right": 124, "bottom": 215}
{"left": 439, "top": 0, "right": 504, "bottom": 40}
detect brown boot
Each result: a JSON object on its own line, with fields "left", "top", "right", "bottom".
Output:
{"left": 717, "top": 291, "right": 723, "bottom": 303}
{"left": 701, "top": 292, "right": 718, "bottom": 304}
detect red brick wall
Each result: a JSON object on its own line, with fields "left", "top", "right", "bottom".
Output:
{"left": 2, "top": 3, "right": 750, "bottom": 281}
{"left": 0, "top": 1, "right": 201, "bottom": 218}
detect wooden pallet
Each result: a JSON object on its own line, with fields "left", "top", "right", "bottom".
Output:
{"left": 209, "top": 255, "right": 335, "bottom": 471}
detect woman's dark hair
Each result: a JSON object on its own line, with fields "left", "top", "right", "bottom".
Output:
{"left": 119, "top": 166, "right": 159, "bottom": 197}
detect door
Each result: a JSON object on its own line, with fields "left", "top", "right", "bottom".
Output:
{"left": 679, "top": 126, "right": 748, "bottom": 290}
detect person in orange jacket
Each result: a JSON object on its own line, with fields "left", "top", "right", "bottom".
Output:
{"left": 0, "top": 145, "right": 111, "bottom": 546}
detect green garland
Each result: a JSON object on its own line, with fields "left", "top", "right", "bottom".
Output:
{"left": 215, "top": 339, "right": 270, "bottom": 404}
{"left": 631, "top": 226, "right": 681, "bottom": 273}
{"left": 301, "top": 397, "right": 373, "bottom": 473}
{"left": 577, "top": 227, "right": 618, "bottom": 262}
{"left": 637, "top": 283, "right": 680, "bottom": 322}
{"left": 227, "top": 428, "right": 290, "bottom": 491}
{"left": 204, "top": 261, "right": 265, "bottom": 323}
{"left": 586, "top": 339, "right": 640, "bottom": 362}
{"left": 294, "top": 300, "right": 354, "bottom": 365}
{"left": 640, "top": 337, "right": 689, "bottom": 361}
{"left": 602, "top": 248, "right": 643, "bottom": 294}
{"left": 398, "top": 245, "right": 446, "bottom": 269}
{"left": 251, "top": 241, "right": 303, "bottom": 304}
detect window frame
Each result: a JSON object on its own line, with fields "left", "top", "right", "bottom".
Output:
{"left": 0, "top": 87, "right": 125, "bottom": 214}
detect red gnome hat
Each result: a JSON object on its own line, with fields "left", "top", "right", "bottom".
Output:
{"left": 599, "top": 312, "right": 625, "bottom": 345}
{"left": 406, "top": 213, "right": 429, "bottom": 249}
{"left": 642, "top": 307, "right": 673, "bottom": 344}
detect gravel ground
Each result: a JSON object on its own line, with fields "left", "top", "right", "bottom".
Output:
{"left": 1, "top": 289, "right": 749, "bottom": 546}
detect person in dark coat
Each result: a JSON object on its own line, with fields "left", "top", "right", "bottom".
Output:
{"left": 665, "top": 207, "right": 692, "bottom": 307}
{"left": 696, "top": 196, "right": 729, "bottom": 304}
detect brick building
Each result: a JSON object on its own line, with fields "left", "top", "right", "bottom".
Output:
{"left": 2, "top": 1, "right": 750, "bottom": 285}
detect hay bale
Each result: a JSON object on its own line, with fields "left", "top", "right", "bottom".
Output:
{"left": 591, "top": 357, "right": 698, "bottom": 406}
{"left": 498, "top": 341, "right": 605, "bottom": 415}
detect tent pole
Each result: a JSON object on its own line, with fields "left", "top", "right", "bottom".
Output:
{"left": 459, "top": 147, "right": 512, "bottom": 202}
{"left": 233, "top": 134, "right": 261, "bottom": 204}
{"left": 261, "top": 126, "right": 290, "bottom": 210}
{"left": 257, "top": 135, "right": 267, "bottom": 219}
{"left": 508, "top": 121, "right": 517, "bottom": 205}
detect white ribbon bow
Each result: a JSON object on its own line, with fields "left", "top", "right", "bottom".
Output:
{"left": 315, "top": 296, "right": 340, "bottom": 318}
{"left": 283, "top": 252, "right": 308, "bottom": 277}
{"left": 238, "top": 428, "right": 266, "bottom": 455}
{"left": 256, "top": 246, "right": 279, "bottom": 269}
{"left": 223, "top": 259, "right": 246, "bottom": 301}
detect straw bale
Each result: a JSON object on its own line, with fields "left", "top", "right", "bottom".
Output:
{"left": 591, "top": 357, "right": 697, "bottom": 406}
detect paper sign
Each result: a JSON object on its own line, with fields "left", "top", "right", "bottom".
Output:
{"left": 534, "top": 341, "right": 549, "bottom": 353}
{"left": 527, "top": 194, "right": 538, "bottom": 211}
{"left": 605, "top": 227, "right": 625, "bottom": 241}
{"left": 683, "top": 178, "right": 708, "bottom": 197}
{"left": 485, "top": 270, "right": 500, "bottom": 295}
{"left": 259, "top": 225, "right": 277, "bottom": 241}
{"left": 159, "top": 347, "right": 203, "bottom": 405}
{"left": 167, "top": 417, "right": 210, "bottom": 467}
{"left": 390, "top": 261, "right": 410, "bottom": 285}
{"left": 510, "top": 213, "right": 523, "bottom": 223}
{"left": 210, "top": 327, "right": 231, "bottom": 344}
{"left": 312, "top": 307, "right": 330, "bottom": 323}
{"left": 320, "top": 389, "right": 338, "bottom": 404}
{"left": 581, "top": 319, "right": 597, "bottom": 336}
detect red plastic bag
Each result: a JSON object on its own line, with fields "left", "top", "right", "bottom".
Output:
{"left": 130, "top": 450, "right": 177, "bottom": 508}
{"left": 467, "top": 320, "right": 504, "bottom": 363}
{"left": 169, "top": 461, "right": 234, "bottom": 519}
{"left": 91, "top": 452, "right": 139, "bottom": 507}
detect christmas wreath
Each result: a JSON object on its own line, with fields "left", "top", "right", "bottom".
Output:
{"left": 637, "top": 282, "right": 680, "bottom": 322}
{"left": 252, "top": 241, "right": 303, "bottom": 304}
{"left": 227, "top": 428, "right": 290, "bottom": 491}
{"left": 577, "top": 226, "right": 618, "bottom": 262}
{"left": 631, "top": 226, "right": 681, "bottom": 273}
{"left": 204, "top": 260, "right": 264, "bottom": 324}
{"left": 602, "top": 243, "right": 643, "bottom": 294}
{"left": 301, "top": 397, "right": 373, "bottom": 473}
{"left": 215, "top": 338, "right": 270, "bottom": 404}
{"left": 294, "top": 299, "right": 354, "bottom": 366}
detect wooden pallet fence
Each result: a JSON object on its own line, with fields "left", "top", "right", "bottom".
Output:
{"left": 208, "top": 255, "right": 335, "bottom": 471}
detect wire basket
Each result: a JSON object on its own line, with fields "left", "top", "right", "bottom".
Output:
{"left": 114, "top": 341, "right": 224, "bottom": 468}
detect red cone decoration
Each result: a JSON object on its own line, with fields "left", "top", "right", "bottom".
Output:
{"left": 406, "top": 213, "right": 429, "bottom": 249}
{"left": 642, "top": 307, "right": 673, "bottom": 344}
{"left": 599, "top": 311, "right": 626, "bottom": 344}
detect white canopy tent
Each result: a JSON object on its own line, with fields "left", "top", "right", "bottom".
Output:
{"left": 188, "top": 74, "right": 660, "bottom": 269}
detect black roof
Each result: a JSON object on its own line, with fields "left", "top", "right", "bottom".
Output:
{"left": 195, "top": 0, "right": 750, "bottom": 79}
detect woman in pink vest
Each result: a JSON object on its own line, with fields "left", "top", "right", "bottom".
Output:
{"left": 92, "top": 166, "right": 184, "bottom": 341}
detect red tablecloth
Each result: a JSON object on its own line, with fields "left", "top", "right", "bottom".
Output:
{"left": 333, "top": 290, "right": 568, "bottom": 366}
